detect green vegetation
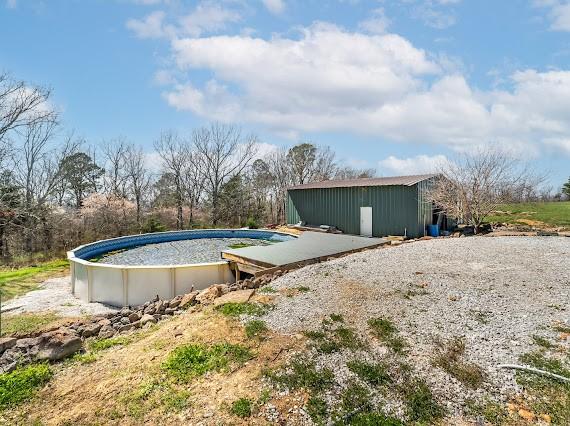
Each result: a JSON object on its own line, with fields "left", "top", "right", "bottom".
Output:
{"left": 367, "top": 318, "right": 407, "bottom": 353}
{"left": 245, "top": 217, "right": 259, "bottom": 229}
{"left": 486, "top": 201, "right": 570, "bottom": 228}
{"left": 0, "top": 363, "right": 52, "bottom": 409}
{"left": 230, "top": 397, "right": 253, "bottom": 418}
{"left": 215, "top": 302, "right": 270, "bottom": 318}
{"left": 307, "top": 396, "right": 328, "bottom": 425}
{"left": 304, "top": 317, "right": 365, "bottom": 354}
{"left": 266, "top": 357, "right": 335, "bottom": 393}
{"left": 228, "top": 242, "right": 256, "bottom": 249}
{"left": 69, "top": 352, "right": 98, "bottom": 365}
{"left": 89, "top": 335, "right": 134, "bottom": 352}
{"left": 516, "top": 351, "right": 570, "bottom": 425}
{"left": 258, "top": 286, "right": 277, "bottom": 293}
{"left": 297, "top": 286, "right": 310, "bottom": 293}
{"left": 244, "top": 319, "right": 268, "bottom": 339}
{"left": 0, "top": 259, "right": 68, "bottom": 301}
{"left": 532, "top": 335, "right": 556, "bottom": 349}
{"left": 121, "top": 380, "right": 190, "bottom": 419}
{"left": 163, "top": 342, "right": 253, "bottom": 382}
{"left": 347, "top": 360, "right": 391, "bottom": 387}
{"left": 402, "top": 379, "right": 443, "bottom": 423}
{"left": 432, "top": 338, "right": 485, "bottom": 389}
{"left": 1, "top": 312, "right": 61, "bottom": 337}
{"left": 465, "top": 399, "right": 508, "bottom": 425}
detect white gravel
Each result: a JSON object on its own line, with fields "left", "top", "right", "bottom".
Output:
{"left": 262, "top": 236, "right": 570, "bottom": 414}
{"left": 97, "top": 238, "right": 272, "bottom": 265}
{"left": 2, "top": 276, "right": 117, "bottom": 317}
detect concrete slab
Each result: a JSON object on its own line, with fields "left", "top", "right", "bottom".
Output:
{"left": 222, "top": 231, "right": 387, "bottom": 269}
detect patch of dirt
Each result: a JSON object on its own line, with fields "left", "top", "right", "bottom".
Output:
{"left": 5, "top": 308, "right": 305, "bottom": 425}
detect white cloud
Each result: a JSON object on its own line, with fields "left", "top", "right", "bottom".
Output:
{"left": 126, "top": 2, "right": 241, "bottom": 39}
{"left": 262, "top": 0, "right": 285, "bottom": 15}
{"left": 534, "top": 0, "right": 570, "bottom": 31}
{"left": 378, "top": 154, "right": 451, "bottom": 175}
{"left": 358, "top": 8, "right": 391, "bottom": 34}
{"left": 126, "top": 11, "right": 168, "bottom": 39}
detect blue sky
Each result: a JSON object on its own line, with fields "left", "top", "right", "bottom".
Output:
{"left": 1, "top": 0, "right": 569, "bottom": 188}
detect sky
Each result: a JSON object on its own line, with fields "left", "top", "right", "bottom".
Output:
{"left": 1, "top": 0, "right": 569, "bottom": 189}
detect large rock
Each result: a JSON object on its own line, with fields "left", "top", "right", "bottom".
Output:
{"left": 0, "top": 337, "right": 16, "bottom": 354}
{"left": 98, "top": 325, "right": 115, "bottom": 339}
{"left": 179, "top": 291, "right": 199, "bottom": 309}
{"left": 213, "top": 289, "right": 255, "bottom": 306}
{"left": 196, "top": 285, "right": 224, "bottom": 305}
{"left": 81, "top": 323, "right": 102, "bottom": 338}
{"left": 36, "top": 332, "right": 83, "bottom": 361}
{"left": 140, "top": 314, "right": 157, "bottom": 326}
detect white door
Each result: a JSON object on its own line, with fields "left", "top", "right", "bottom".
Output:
{"left": 360, "top": 207, "right": 373, "bottom": 237}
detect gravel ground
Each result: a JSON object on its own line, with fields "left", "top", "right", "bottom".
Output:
{"left": 2, "top": 276, "right": 117, "bottom": 317}
{"left": 261, "top": 236, "right": 570, "bottom": 416}
{"left": 98, "top": 238, "right": 272, "bottom": 265}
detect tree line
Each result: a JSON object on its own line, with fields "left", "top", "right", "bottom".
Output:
{"left": 0, "top": 73, "right": 374, "bottom": 264}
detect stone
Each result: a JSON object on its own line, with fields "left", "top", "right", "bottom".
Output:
{"left": 130, "top": 320, "right": 141, "bottom": 329}
{"left": 16, "top": 337, "right": 42, "bottom": 349}
{"left": 128, "top": 312, "right": 141, "bottom": 323}
{"left": 117, "top": 324, "right": 134, "bottom": 333}
{"left": 155, "top": 300, "right": 165, "bottom": 313}
{"left": 541, "top": 414, "right": 552, "bottom": 423}
{"left": 81, "top": 323, "right": 102, "bottom": 338}
{"left": 98, "top": 318, "right": 112, "bottom": 327}
{"left": 120, "top": 317, "right": 131, "bottom": 325}
{"left": 168, "top": 299, "right": 181, "bottom": 309}
{"left": 143, "top": 305, "right": 156, "bottom": 315}
{"left": 179, "top": 291, "right": 198, "bottom": 309}
{"left": 36, "top": 332, "right": 83, "bottom": 361}
{"left": 140, "top": 314, "right": 157, "bottom": 326}
{"left": 0, "top": 337, "right": 17, "bottom": 353}
{"left": 213, "top": 289, "right": 255, "bottom": 306}
{"left": 196, "top": 285, "right": 224, "bottom": 305}
{"left": 98, "top": 325, "right": 115, "bottom": 339}
{"left": 164, "top": 307, "right": 177, "bottom": 315}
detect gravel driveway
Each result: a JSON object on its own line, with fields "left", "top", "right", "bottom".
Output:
{"left": 2, "top": 276, "right": 117, "bottom": 317}
{"left": 262, "top": 236, "right": 570, "bottom": 414}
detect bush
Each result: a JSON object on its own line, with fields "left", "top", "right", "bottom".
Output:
{"left": 0, "top": 363, "right": 52, "bottom": 409}
{"left": 245, "top": 217, "right": 259, "bottom": 229}
{"left": 231, "top": 397, "right": 253, "bottom": 417}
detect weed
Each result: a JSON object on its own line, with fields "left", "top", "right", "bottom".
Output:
{"left": 532, "top": 335, "right": 555, "bottom": 349}
{"left": 297, "top": 286, "right": 310, "bottom": 293}
{"left": 245, "top": 319, "right": 268, "bottom": 339}
{"left": 0, "top": 363, "right": 52, "bottom": 409}
{"left": 121, "top": 380, "right": 190, "bottom": 418}
{"left": 70, "top": 352, "right": 98, "bottom": 364}
{"left": 161, "top": 388, "right": 190, "bottom": 412}
{"left": 305, "top": 319, "right": 365, "bottom": 354}
{"left": 347, "top": 360, "right": 391, "bottom": 387}
{"left": 307, "top": 396, "right": 328, "bottom": 425}
{"left": 469, "top": 310, "right": 490, "bottom": 325}
{"left": 267, "top": 357, "right": 335, "bottom": 393}
{"left": 552, "top": 323, "right": 570, "bottom": 334}
{"left": 257, "top": 389, "right": 271, "bottom": 405}
{"left": 402, "top": 288, "right": 429, "bottom": 299}
{"left": 519, "top": 351, "right": 570, "bottom": 377}
{"left": 465, "top": 399, "right": 508, "bottom": 425}
{"left": 402, "top": 379, "right": 443, "bottom": 423}
{"left": 89, "top": 335, "right": 133, "bottom": 352}
{"left": 228, "top": 242, "right": 255, "bottom": 249}
{"left": 367, "top": 318, "right": 406, "bottom": 353}
{"left": 349, "top": 412, "right": 403, "bottom": 425}
{"left": 231, "top": 397, "right": 253, "bottom": 418}
{"left": 329, "top": 313, "right": 344, "bottom": 322}
{"left": 163, "top": 342, "right": 253, "bottom": 381}
{"left": 333, "top": 382, "right": 373, "bottom": 423}
{"left": 1, "top": 312, "right": 60, "bottom": 337}
{"left": 215, "top": 302, "right": 270, "bottom": 317}
{"left": 258, "top": 286, "right": 277, "bottom": 293}
{"left": 432, "top": 337, "right": 485, "bottom": 389}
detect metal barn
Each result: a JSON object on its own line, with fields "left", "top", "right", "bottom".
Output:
{"left": 286, "top": 174, "right": 437, "bottom": 239}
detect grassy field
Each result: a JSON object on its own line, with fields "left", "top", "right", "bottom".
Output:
{"left": 0, "top": 259, "right": 69, "bottom": 301}
{"left": 487, "top": 201, "right": 570, "bottom": 228}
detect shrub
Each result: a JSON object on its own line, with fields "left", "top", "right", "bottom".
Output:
{"left": 0, "top": 363, "right": 52, "bottom": 409}
{"left": 231, "top": 397, "right": 253, "bottom": 417}
{"left": 245, "top": 217, "right": 259, "bottom": 229}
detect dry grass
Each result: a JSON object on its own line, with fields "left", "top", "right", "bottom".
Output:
{"left": 4, "top": 307, "right": 303, "bottom": 425}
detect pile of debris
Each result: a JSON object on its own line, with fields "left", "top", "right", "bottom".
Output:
{"left": 0, "top": 269, "right": 288, "bottom": 373}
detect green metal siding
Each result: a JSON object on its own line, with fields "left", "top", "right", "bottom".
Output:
{"left": 286, "top": 183, "right": 433, "bottom": 238}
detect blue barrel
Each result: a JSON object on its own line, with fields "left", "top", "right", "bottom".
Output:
{"left": 427, "top": 224, "right": 440, "bottom": 237}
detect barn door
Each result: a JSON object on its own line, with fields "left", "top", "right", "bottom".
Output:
{"left": 360, "top": 207, "right": 372, "bottom": 237}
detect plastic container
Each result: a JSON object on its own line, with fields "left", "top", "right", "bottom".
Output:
{"left": 427, "top": 224, "right": 440, "bottom": 237}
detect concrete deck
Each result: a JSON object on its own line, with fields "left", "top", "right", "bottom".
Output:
{"left": 221, "top": 231, "right": 388, "bottom": 275}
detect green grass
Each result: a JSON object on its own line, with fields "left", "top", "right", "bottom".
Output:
{"left": 121, "top": 380, "right": 190, "bottom": 419}
{"left": 307, "top": 396, "right": 328, "bottom": 425}
{"left": 88, "top": 335, "right": 134, "bottom": 352}
{"left": 486, "top": 201, "right": 570, "bottom": 228}
{"left": 367, "top": 318, "right": 407, "bottom": 354}
{"left": 230, "top": 397, "right": 253, "bottom": 418}
{"left": 0, "top": 259, "right": 68, "bottom": 301}
{"left": 69, "top": 352, "right": 98, "bottom": 365}
{"left": 402, "top": 379, "right": 444, "bottom": 423}
{"left": 1, "top": 312, "right": 61, "bottom": 337}
{"left": 465, "top": 399, "right": 508, "bottom": 425}
{"left": 532, "top": 335, "right": 556, "bottom": 349}
{"left": 215, "top": 302, "right": 270, "bottom": 318}
{"left": 304, "top": 319, "right": 365, "bottom": 354}
{"left": 163, "top": 342, "right": 253, "bottom": 382}
{"left": 258, "top": 286, "right": 277, "bottom": 293}
{"left": 266, "top": 357, "right": 335, "bottom": 393}
{"left": 0, "top": 363, "right": 52, "bottom": 409}
{"left": 347, "top": 360, "right": 392, "bottom": 387}
{"left": 244, "top": 319, "right": 268, "bottom": 339}
{"left": 432, "top": 338, "right": 485, "bottom": 389}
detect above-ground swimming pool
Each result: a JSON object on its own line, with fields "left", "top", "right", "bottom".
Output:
{"left": 68, "top": 229, "right": 295, "bottom": 307}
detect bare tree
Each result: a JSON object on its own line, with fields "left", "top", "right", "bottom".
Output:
{"left": 286, "top": 143, "right": 337, "bottom": 185}
{"left": 334, "top": 166, "right": 376, "bottom": 180}
{"left": 429, "top": 149, "right": 544, "bottom": 232}
{"left": 154, "top": 131, "right": 188, "bottom": 229}
{"left": 182, "top": 150, "right": 205, "bottom": 227}
{"left": 0, "top": 72, "right": 57, "bottom": 143}
{"left": 124, "top": 144, "right": 151, "bottom": 227}
{"left": 193, "top": 123, "right": 257, "bottom": 225}
{"left": 102, "top": 137, "right": 129, "bottom": 198}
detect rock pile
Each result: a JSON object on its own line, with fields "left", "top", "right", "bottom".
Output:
{"left": 0, "top": 268, "right": 289, "bottom": 373}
